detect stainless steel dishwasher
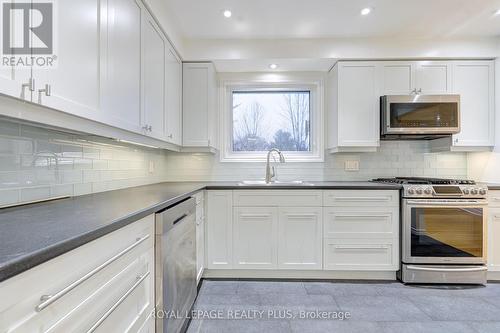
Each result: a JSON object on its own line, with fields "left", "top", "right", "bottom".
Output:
{"left": 155, "top": 197, "right": 197, "bottom": 333}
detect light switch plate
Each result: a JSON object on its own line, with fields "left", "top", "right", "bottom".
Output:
{"left": 344, "top": 160, "right": 360, "bottom": 171}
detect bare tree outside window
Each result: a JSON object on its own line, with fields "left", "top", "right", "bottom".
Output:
{"left": 232, "top": 91, "right": 311, "bottom": 152}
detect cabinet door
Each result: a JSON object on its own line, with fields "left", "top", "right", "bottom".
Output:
{"left": 380, "top": 62, "right": 415, "bottom": 95}
{"left": 182, "top": 63, "right": 216, "bottom": 147}
{"left": 142, "top": 12, "right": 166, "bottom": 140}
{"left": 415, "top": 61, "right": 451, "bottom": 94}
{"left": 165, "top": 44, "right": 182, "bottom": 145}
{"left": 33, "top": 0, "right": 100, "bottom": 120}
{"left": 206, "top": 191, "right": 233, "bottom": 269}
{"left": 100, "top": 0, "right": 143, "bottom": 133}
{"left": 488, "top": 209, "right": 500, "bottom": 272}
{"left": 233, "top": 207, "right": 278, "bottom": 269}
{"left": 278, "top": 207, "right": 322, "bottom": 270}
{"left": 337, "top": 62, "right": 380, "bottom": 148}
{"left": 451, "top": 61, "right": 495, "bottom": 147}
{"left": 0, "top": 0, "right": 33, "bottom": 100}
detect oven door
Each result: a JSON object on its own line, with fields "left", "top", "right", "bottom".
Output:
{"left": 382, "top": 95, "right": 460, "bottom": 135}
{"left": 402, "top": 199, "right": 487, "bottom": 265}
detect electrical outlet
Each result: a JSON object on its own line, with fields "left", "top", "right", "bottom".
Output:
{"left": 149, "top": 160, "right": 155, "bottom": 173}
{"left": 344, "top": 160, "right": 360, "bottom": 171}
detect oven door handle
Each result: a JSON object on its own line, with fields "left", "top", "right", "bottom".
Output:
{"left": 406, "top": 265, "right": 488, "bottom": 273}
{"left": 405, "top": 200, "right": 488, "bottom": 206}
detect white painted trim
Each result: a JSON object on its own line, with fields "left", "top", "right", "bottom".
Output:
{"left": 203, "top": 269, "right": 396, "bottom": 280}
{"left": 218, "top": 72, "right": 325, "bottom": 163}
{"left": 487, "top": 271, "right": 500, "bottom": 281}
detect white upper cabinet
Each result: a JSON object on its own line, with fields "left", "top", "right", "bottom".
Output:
{"left": 451, "top": 61, "right": 495, "bottom": 148}
{"left": 380, "top": 62, "right": 414, "bottom": 95}
{"left": 32, "top": 0, "right": 100, "bottom": 121}
{"left": 165, "top": 44, "right": 182, "bottom": 145}
{"left": 183, "top": 63, "right": 218, "bottom": 150}
{"left": 415, "top": 61, "right": 451, "bottom": 94}
{"left": 328, "top": 61, "right": 380, "bottom": 152}
{"left": 100, "top": 0, "right": 143, "bottom": 134}
{"left": 142, "top": 11, "right": 167, "bottom": 140}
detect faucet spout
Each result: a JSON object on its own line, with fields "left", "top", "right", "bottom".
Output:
{"left": 265, "top": 148, "right": 285, "bottom": 183}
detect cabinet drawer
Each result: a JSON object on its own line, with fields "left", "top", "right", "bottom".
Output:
{"left": 0, "top": 215, "right": 154, "bottom": 333}
{"left": 323, "top": 190, "right": 399, "bottom": 207}
{"left": 233, "top": 190, "right": 322, "bottom": 207}
{"left": 324, "top": 239, "right": 398, "bottom": 271}
{"left": 488, "top": 191, "right": 500, "bottom": 208}
{"left": 323, "top": 207, "right": 398, "bottom": 239}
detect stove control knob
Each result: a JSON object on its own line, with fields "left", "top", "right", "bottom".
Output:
{"left": 462, "top": 188, "right": 470, "bottom": 195}
{"left": 479, "top": 188, "right": 487, "bottom": 195}
{"left": 424, "top": 188, "right": 433, "bottom": 195}
{"left": 471, "top": 189, "right": 478, "bottom": 195}
{"left": 408, "top": 188, "right": 416, "bottom": 195}
{"left": 416, "top": 188, "right": 423, "bottom": 194}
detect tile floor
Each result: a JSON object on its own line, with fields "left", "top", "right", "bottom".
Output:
{"left": 187, "top": 280, "right": 500, "bottom": 333}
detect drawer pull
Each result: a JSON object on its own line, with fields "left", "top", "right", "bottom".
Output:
{"left": 334, "top": 215, "right": 389, "bottom": 219}
{"left": 35, "top": 234, "right": 150, "bottom": 312}
{"left": 86, "top": 271, "right": 150, "bottom": 333}
{"left": 494, "top": 215, "right": 500, "bottom": 219}
{"left": 333, "top": 197, "right": 390, "bottom": 202}
{"left": 334, "top": 245, "right": 389, "bottom": 250}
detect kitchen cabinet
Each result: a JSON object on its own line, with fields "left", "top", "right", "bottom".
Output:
{"left": 488, "top": 191, "right": 500, "bottom": 276}
{"left": 165, "top": 44, "right": 183, "bottom": 145}
{"left": 206, "top": 190, "right": 233, "bottom": 269}
{"left": 233, "top": 207, "right": 279, "bottom": 269}
{"left": 194, "top": 192, "right": 205, "bottom": 283}
{"left": 327, "top": 61, "right": 380, "bottom": 152}
{"left": 451, "top": 61, "right": 495, "bottom": 148}
{"left": 380, "top": 61, "right": 414, "bottom": 95}
{"left": 100, "top": 0, "right": 143, "bottom": 134}
{"left": 0, "top": 215, "right": 155, "bottom": 333}
{"left": 415, "top": 61, "right": 451, "bottom": 94}
{"left": 322, "top": 190, "right": 399, "bottom": 271}
{"left": 278, "top": 207, "right": 323, "bottom": 270}
{"left": 182, "top": 62, "right": 218, "bottom": 150}
{"left": 32, "top": 0, "right": 101, "bottom": 121}
{"left": 142, "top": 10, "right": 167, "bottom": 140}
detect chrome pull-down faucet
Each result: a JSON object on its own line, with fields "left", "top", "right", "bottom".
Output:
{"left": 265, "top": 148, "right": 285, "bottom": 183}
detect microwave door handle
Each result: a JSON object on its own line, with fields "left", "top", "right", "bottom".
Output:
{"left": 406, "top": 265, "right": 488, "bottom": 273}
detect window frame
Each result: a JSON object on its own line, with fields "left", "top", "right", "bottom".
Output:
{"left": 220, "top": 74, "right": 325, "bottom": 163}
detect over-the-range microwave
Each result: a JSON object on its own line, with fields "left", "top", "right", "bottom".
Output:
{"left": 380, "top": 94, "right": 460, "bottom": 140}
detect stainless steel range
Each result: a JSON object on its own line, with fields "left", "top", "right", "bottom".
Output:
{"left": 373, "top": 177, "right": 488, "bottom": 284}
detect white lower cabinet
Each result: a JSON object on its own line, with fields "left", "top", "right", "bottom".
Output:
{"left": 206, "top": 191, "right": 233, "bottom": 269}
{"left": 488, "top": 191, "right": 500, "bottom": 274}
{"left": 233, "top": 207, "right": 278, "bottom": 269}
{"left": 195, "top": 192, "right": 205, "bottom": 283}
{"left": 324, "top": 239, "right": 397, "bottom": 271}
{"left": 278, "top": 207, "right": 323, "bottom": 270}
{"left": 0, "top": 215, "right": 155, "bottom": 333}
{"left": 206, "top": 189, "right": 399, "bottom": 275}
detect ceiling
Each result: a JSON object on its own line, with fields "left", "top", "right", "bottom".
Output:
{"left": 165, "top": 0, "right": 500, "bottom": 39}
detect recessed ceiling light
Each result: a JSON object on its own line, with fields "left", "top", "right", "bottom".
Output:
{"left": 269, "top": 64, "right": 278, "bottom": 70}
{"left": 360, "top": 7, "right": 372, "bottom": 15}
{"left": 223, "top": 10, "right": 232, "bottom": 18}
{"left": 494, "top": 9, "right": 500, "bottom": 16}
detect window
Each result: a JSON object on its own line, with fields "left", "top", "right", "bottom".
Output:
{"left": 220, "top": 75, "right": 324, "bottom": 162}
{"left": 232, "top": 91, "right": 311, "bottom": 152}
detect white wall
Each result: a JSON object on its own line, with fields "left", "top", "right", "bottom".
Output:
{"left": 163, "top": 141, "right": 467, "bottom": 182}
{"left": 467, "top": 38, "right": 500, "bottom": 183}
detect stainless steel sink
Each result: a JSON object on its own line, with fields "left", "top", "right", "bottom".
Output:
{"left": 238, "top": 180, "right": 314, "bottom": 186}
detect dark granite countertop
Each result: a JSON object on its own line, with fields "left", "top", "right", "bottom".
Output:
{"left": 0, "top": 181, "right": 401, "bottom": 282}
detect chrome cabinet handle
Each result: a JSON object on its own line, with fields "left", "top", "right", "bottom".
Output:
{"left": 21, "top": 78, "right": 35, "bottom": 99}
{"left": 168, "top": 134, "right": 173, "bottom": 139}
{"left": 35, "top": 235, "right": 150, "bottom": 312}
{"left": 334, "top": 245, "right": 389, "bottom": 250}
{"left": 86, "top": 271, "right": 150, "bottom": 333}
{"left": 142, "top": 125, "right": 152, "bottom": 132}
{"left": 406, "top": 265, "right": 487, "bottom": 273}
{"left": 38, "top": 84, "right": 51, "bottom": 103}
{"left": 333, "top": 197, "right": 390, "bottom": 202}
